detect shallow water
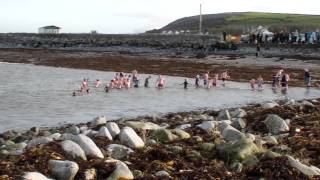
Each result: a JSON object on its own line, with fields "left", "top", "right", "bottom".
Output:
{"left": 0, "top": 62, "right": 319, "bottom": 132}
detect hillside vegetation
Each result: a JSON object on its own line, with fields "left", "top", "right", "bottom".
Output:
{"left": 148, "top": 12, "right": 320, "bottom": 35}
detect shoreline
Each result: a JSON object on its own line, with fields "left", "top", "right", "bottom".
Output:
{"left": 1, "top": 98, "right": 320, "bottom": 179}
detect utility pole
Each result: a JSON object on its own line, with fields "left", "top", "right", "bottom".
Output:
{"left": 199, "top": 3, "right": 203, "bottom": 35}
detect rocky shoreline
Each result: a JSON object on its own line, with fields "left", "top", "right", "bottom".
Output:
{"left": 1, "top": 98, "right": 320, "bottom": 179}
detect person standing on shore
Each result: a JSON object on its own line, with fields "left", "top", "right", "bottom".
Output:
{"left": 256, "top": 44, "right": 261, "bottom": 58}
{"left": 304, "top": 69, "right": 311, "bottom": 87}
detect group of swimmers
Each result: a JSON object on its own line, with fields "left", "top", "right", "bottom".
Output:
{"left": 72, "top": 68, "right": 317, "bottom": 96}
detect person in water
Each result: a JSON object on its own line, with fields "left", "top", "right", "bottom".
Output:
{"left": 182, "top": 78, "right": 189, "bottom": 89}
{"left": 221, "top": 71, "right": 230, "bottom": 85}
{"left": 195, "top": 75, "right": 200, "bottom": 87}
{"left": 272, "top": 74, "right": 277, "bottom": 89}
{"left": 304, "top": 69, "right": 311, "bottom": 87}
{"left": 212, "top": 74, "right": 219, "bottom": 86}
{"left": 132, "top": 70, "right": 139, "bottom": 88}
{"left": 250, "top": 79, "right": 256, "bottom": 90}
{"left": 203, "top": 72, "right": 209, "bottom": 86}
{"left": 257, "top": 75, "right": 264, "bottom": 91}
{"left": 145, "top": 76, "right": 152, "bottom": 88}
{"left": 281, "top": 73, "right": 290, "bottom": 91}
{"left": 156, "top": 75, "right": 165, "bottom": 88}
{"left": 95, "top": 79, "right": 101, "bottom": 88}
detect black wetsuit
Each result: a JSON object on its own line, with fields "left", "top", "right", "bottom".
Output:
{"left": 281, "top": 75, "right": 287, "bottom": 87}
{"left": 195, "top": 78, "right": 200, "bottom": 87}
{"left": 183, "top": 81, "right": 189, "bottom": 89}
{"left": 144, "top": 77, "right": 150, "bottom": 87}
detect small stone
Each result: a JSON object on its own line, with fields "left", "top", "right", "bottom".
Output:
{"left": 132, "top": 170, "right": 143, "bottom": 178}
{"left": 48, "top": 133, "right": 61, "bottom": 140}
{"left": 230, "top": 108, "right": 247, "bottom": 118}
{"left": 262, "top": 136, "right": 278, "bottom": 145}
{"left": 61, "top": 134, "right": 104, "bottom": 159}
{"left": 187, "top": 150, "right": 202, "bottom": 161}
{"left": 48, "top": 160, "right": 79, "bottom": 180}
{"left": 146, "top": 139, "right": 157, "bottom": 146}
{"left": 119, "top": 127, "right": 145, "bottom": 149}
{"left": 106, "top": 122, "right": 121, "bottom": 138}
{"left": 22, "top": 172, "right": 50, "bottom": 180}
{"left": 221, "top": 125, "right": 246, "bottom": 141}
{"left": 96, "top": 127, "right": 113, "bottom": 140}
{"left": 287, "top": 155, "right": 320, "bottom": 176}
{"left": 167, "top": 145, "right": 184, "bottom": 154}
{"left": 176, "top": 124, "right": 192, "bottom": 130}
{"left": 90, "top": 116, "right": 107, "bottom": 126}
{"left": 262, "top": 101, "right": 279, "bottom": 109}
{"left": 231, "top": 118, "right": 246, "bottom": 130}
{"left": 199, "top": 143, "right": 215, "bottom": 152}
{"left": 230, "top": 162, "right": 243, "bottom": 173}
{"left": 264, "top": 114, "right": 289, "bottom": 134}
{"left": 155, "top": 170, "right": 170, "bottom": 177}
{"left": 171, "top": 129, "right": 191, "bottom": 139}
{"left": 107, "top": 144, "right": 134, "bottom": 160}
{"left": 193, "top": 136, "right": 203, "bottom": 142}
{"left": 60, "top": 140, "right": 87, "bottom": 161}
{"left": 84, "top": 168, "right": 97, "bottom": 180}
{"left": 107, "top": 161, "right": 134, "bottom": 180}
{"left": 150, "top": 129, "right": 178, "bottom": 142}
{"left": 196, "top": 121, "right": 215, "bottom": 132}
{"left": 27, "top": 137, "right": 53, "bottom": 148}
{"left": 30, "top": 127, "right": 40, "bottom": 136}
{"left": 217, "top": 109, "right": 231, "bottom": 120}
{"left": 66, "top": 126, "right": 80, "bottom": 135}
{"left": 125, "top": 121, "right": 160, "bottom": 130}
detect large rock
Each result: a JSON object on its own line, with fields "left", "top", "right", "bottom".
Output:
{"left": 60, "top": 140, "right": 87, "bottom": 161}
{"left": 125, "top": 121, "right": 161, "bottom": 130}
{"left": 106, "top": 122, "right": 121, "bottom": 138}
{"left": 48, "top": 160, "right": 79, "bottom": 180}
{"left": 61, "top": 134, "right": 104, "bottom": 159}
{"left": 264, "top": 114, "right": 289, "bottom": 134}
{"left": 27, "top": 137, "right": 53, "bottom": 148}
{"left": 217, "top": 138, "right": 261, "bottom": 161}
{"left": 217, "top": 109, "right": 231, "bottom": 120}
{"left": 229, "top": 108, "right": 247, "bottom": 118}
{"left": 262, "top": 101, "right": 279, "bottom": 109}
{"left": 107, "top": 161, "right": 134, "bottom": 180}
{"left": 107, "top": 144, "right": 134, "bottom": 159}
{"left": 171, "top": 129, "right": 191, "bottom": 139}
{"left": 150, "top": 129, "right": 178, "bottom": 142}
{"left": 287, "top": 155, "right": 320, "bottom": 176}
{"left": 119, "top": 127, "right": 145, "bottom": 149}
{"left": 221, "top": 125, "right": 246, "bottom": 141}
{"left": 196, "top": 121, "right": 216, "bottom": 132}
{"left": 96, "top": 127, "right": 113, "bottom": 140}
{"left": 90, "top": 116, "right": 107, "bottom": 126}
{"left": 22, "top": 172, "right": 51, "bottom": 180}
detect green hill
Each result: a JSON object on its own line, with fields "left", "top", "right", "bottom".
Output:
{"left": 147, "top": 12, "right": 320, "bottom": 35}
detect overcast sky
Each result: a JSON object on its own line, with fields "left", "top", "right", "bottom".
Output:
{"left": 1, "top": 0, "right": 319, "bottom": 34}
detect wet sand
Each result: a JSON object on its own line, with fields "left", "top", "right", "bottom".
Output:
{"left": 1, "top": 48, "right": 320, "bottom": 87}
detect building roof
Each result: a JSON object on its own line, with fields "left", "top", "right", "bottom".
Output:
{"left": 40, "top": 25, "right": 61, "bottom": 29}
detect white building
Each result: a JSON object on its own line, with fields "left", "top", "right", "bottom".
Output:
{"left": 38, "top": 25, "right": 61, "bottom": 34}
